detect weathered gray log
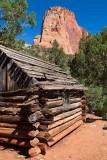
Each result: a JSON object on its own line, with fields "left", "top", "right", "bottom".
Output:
{"left": 0, "top": 105, "right": 41, "bottom": 115}
{"left": 0, "top": 102, "right": 39, "bottom": 108}
{"left": 42, "top": 106, "right": 63, "bottom": 117}
{"left": 0, "top": 137, "right": 31, "bottom": 148}
{"left": 0, "top": 86, "right": 39, "bottom": 97}
{"left": 43, "top": 99, "right": 63, "bottom": 108}
{"left": 0, "top": 115, "right": 29, "bottom": 123}
{"left": 48, "top": 120, "right": 83, "bottom": 146}
{"left": 36, "top": 132, "right": 53, "bottom": 143}
{"left": 50, "top": 106, "right": 63, "bottom": 116}
{"left": 28, "top": 111, "right": 44, "bottom": 123}
{"left": 69, "top": 98, "right": 81, "bottom": 103}
{"left": 54, "top": 108, "right": 82, "bottom": 122}
{"left": 41, "top": 84, "right": 86, "bottom": 91}
{"left": 0, "top": 127, "right": 32, "bottom": 139}
{"left": 25, "top": 95, "right": 39, "bottom": 103}
{"left": 63, "top": 102, "right": 82, "bottom": 112}
{"left": 39, "top": 97, "right": 62, "bottom": 104}
{"left": 49, "top": 115, "right": 82, "bottom": 137}
{"left": 48, "top": 111, "right": 82, "bottom": 130}
{"left": 0, "top": 96, "right": 26, "bottom": 103}
{"left": 42, "top": 104, "right": 82, "bottom": 117}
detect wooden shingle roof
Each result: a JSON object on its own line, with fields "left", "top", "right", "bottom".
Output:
{"left": 0, "top": 45, "right": 86, "bottom": 91}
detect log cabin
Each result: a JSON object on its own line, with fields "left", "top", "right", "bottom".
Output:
{"left": 0, "top": 45, "right": 87, "bottom": 158}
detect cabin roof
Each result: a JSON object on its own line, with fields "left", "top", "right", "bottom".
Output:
{"left": 0, "top": 45, "right": 86, "bottom": 91}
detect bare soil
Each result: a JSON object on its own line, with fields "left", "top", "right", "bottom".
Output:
{"left": 0, "top": 115, "right": 107, "bottom": 160}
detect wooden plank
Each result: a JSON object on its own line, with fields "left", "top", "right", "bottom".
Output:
{"left": 54, "top": 108, "right": 82, "bottom": 122}
{"left": 48, "top": 111, "right": 82, "bottom": 130}
{"left": 14, "top": 61, "right": 71, "bottom": 80}
{"left": 1, "top": 47, "right": 63, "bottom": 72}
{"left": 40, "top": 84, "right": 86, "bottom": 91}
{"left": 49, "top": 115, "right": 82, "bottom": 137}
{"left": 48, "top": 120, "right": 83, "bottom": 146}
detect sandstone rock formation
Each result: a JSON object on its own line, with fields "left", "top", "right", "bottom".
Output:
{"left": 34, "top": 6, "right": 88, "bottom": 55}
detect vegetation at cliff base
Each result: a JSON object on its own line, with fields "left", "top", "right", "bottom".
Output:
{"left": 70, "top": 27, "right": 107, "bottom": 118}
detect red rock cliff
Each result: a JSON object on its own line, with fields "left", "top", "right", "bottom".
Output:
{"left": 34, "top": 6, "right": 88, "bottom": 55}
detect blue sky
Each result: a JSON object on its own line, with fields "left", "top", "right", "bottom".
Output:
{"left": 21, "top": 0, "right": 107, "bottom": 44}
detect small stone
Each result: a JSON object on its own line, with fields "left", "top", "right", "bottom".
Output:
{"left": 103, "top": 124, "right": 107, "bottom": 130}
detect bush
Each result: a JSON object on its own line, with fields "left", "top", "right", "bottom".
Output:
{"left": 85, "top": 85, "right": 107, "bottom": 118}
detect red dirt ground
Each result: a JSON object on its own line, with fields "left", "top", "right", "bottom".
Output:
{"left": 0, "top": 115, "right": 107, "bottom": 160}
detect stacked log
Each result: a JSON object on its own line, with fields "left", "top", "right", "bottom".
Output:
{"left": 0, "top": 88, "right": 86, "bottom": 158}
{"left": 0, "top": 87, "right": 43, "bottom": 157}
{"left": 36, "top": 92, "right": 85, "bottom": 148}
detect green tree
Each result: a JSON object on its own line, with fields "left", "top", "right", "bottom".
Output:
{"left": 70, "top": 34, "right": 106, "bottom": 87}
{"left": 70, "top": 28, "right": 107, "bottom": 117}
{"left": 0, "top": 0, "right": 36, "bottom": 49}
{"left": 47, "top": 40, "right": 73, "bottom": 74}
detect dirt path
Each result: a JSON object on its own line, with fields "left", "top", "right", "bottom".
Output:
{"left": 0, "top": 116, "right": 106, "bottom": 160}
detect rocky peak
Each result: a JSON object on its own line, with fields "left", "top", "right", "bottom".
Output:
{"left": 34, "top": 6, "right": 88, "bottom": 55}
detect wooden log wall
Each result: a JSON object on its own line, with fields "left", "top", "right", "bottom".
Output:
{"left": 0, "top": 88, "right": 86, "bottom": 158}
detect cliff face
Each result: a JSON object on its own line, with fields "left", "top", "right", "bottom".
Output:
{"left": 34, "top": 7, "right": 88, "bottom": 55}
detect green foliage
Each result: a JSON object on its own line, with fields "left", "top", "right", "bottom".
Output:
{"left": 47, "top": 40, "right": 73, "bottom": 74}
{"left": 70, "top": 27, "right": 107, "bottom": 117}
{"left": 85, "top": 85, "right": 107, "bottom": 118}
{"left": 71, "top": 35, "right": 106, "bottom": 86}
{"left": 0, "top": 0, "right": 36, "bottom": 49}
